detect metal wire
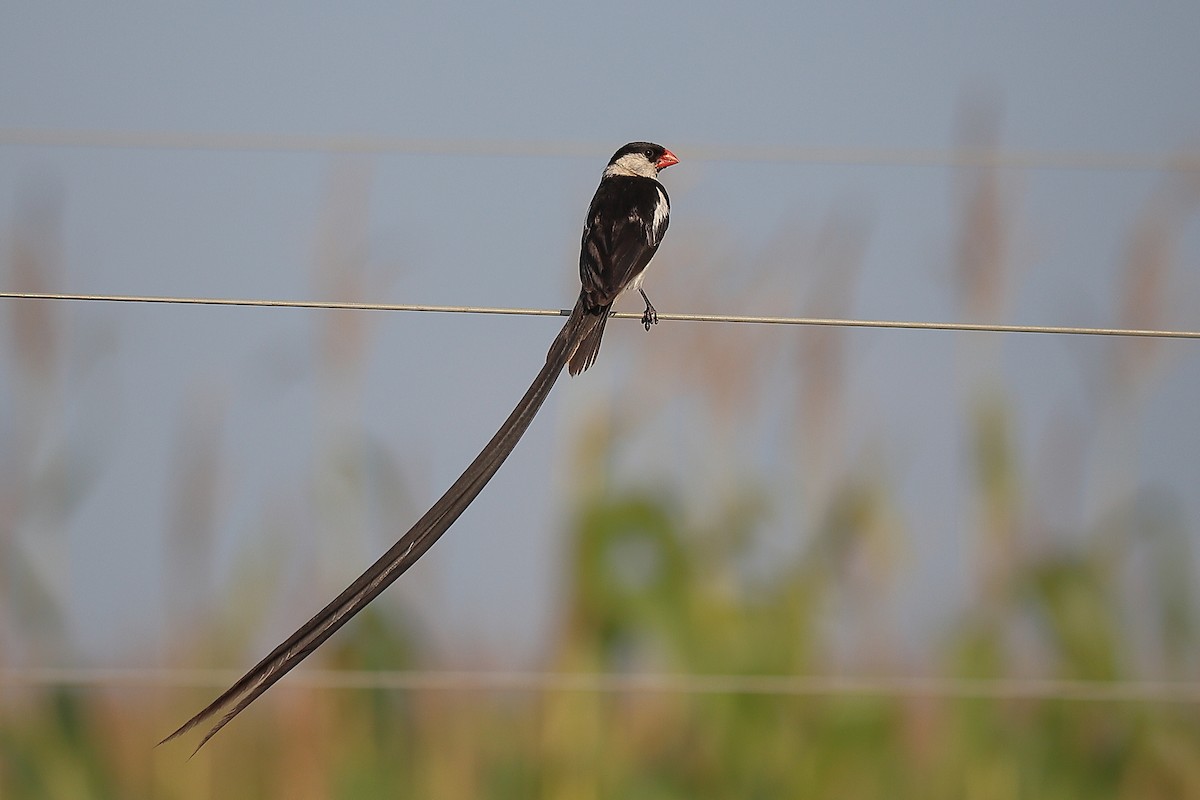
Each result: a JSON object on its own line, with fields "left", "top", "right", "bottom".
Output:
{"left": 2, "top": 291, "right": 1198, "bottom": 340}
{"left": 3, "top": 127, "right": 1199, "bottom": 172}
{"left": 2, "top": 668, "right": 1198, "bottom": 703}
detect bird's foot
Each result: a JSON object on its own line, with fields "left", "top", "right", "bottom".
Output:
{"left": 639, "top": 290, "right": 658, "bottom": 331}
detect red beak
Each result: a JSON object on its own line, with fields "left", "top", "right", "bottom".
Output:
{"left": 656, "top": 149, "right": 680, "bottom": 170}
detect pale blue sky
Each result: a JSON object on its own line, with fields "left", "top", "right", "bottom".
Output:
{"left": 2, "top": 3, "right": 1198, "bottom": 666}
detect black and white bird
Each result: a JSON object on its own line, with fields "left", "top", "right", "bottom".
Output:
{"left": 567, "top": 141, "right": 678, "bottom": 373}
{"left": 163, "top": 142, "right": 678, "bottom": 752}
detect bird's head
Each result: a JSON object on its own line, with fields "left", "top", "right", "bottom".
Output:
{"left": 603, "top": 142, "right": 680, "bottom": 179}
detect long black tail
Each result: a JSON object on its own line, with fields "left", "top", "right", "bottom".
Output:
{"left": 566, "top": 300, "right": 609, "bottom": 376}
{"left": 162, "top": 302, "right": 600, "bottom": 754}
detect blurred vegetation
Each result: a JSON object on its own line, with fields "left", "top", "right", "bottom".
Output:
{"left": 3, "top": 139, "right": 1200, "bottom": 798}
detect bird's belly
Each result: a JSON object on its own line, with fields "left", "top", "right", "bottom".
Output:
{"left": 625, "top": 267, "right": 648, "bottom": 294}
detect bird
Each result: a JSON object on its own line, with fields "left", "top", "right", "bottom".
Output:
{"left": 161, "top": 141, "right": 679, "bottom": 752}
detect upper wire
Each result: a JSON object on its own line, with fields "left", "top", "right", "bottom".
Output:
{"left": 3, "top": 127, "right": 1200, "bottom": 173}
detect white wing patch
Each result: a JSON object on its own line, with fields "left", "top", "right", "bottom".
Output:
{"left": 649, "top": 188, "right": 669, "bottom": 245}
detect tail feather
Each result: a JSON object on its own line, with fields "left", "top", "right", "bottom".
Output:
{"left": 163, "top": 304, "right": 595, "bottom": 754}
{"left": 566, "top": 302, "right": 610, "bottom": 376}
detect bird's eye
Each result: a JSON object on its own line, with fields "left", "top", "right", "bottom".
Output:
{"left": 644, "top": 149, "right": 654, "bottom": 159}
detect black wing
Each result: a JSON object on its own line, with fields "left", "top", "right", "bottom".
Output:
{"left": 579, "top": 176, "right": 669, "bottom": 311}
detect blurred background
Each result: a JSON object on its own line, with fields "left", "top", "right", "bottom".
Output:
{"left": 3, "top": 3, "right": 1200, "bottom": 797}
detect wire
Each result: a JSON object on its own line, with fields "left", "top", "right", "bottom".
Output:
{"left": 2, "top": 668, "right": 1198, "bottom": 703}
{"left": 2, "top": 291, "right": 1198, "bottom": 340}
{"left": 2, "top": 127, "right": 1199, "bottom": 172}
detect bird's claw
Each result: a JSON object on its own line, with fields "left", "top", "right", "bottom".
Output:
{"left": 638, "top": 289, "right": 658, "bottom": 331}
